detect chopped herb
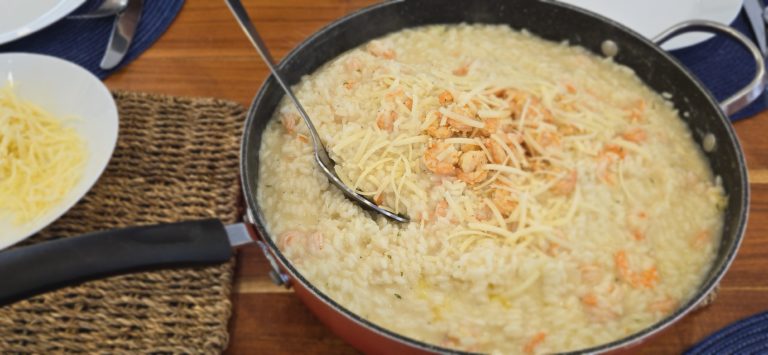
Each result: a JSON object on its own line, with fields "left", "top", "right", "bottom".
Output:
{"left": 387, "top": 254, "right": 392, "bottom": 259}
{"left": 400, "top": 271, "right": 404, "bottom": 277}
{"left": 394, "top": 293, "right": 402, "bottom": 299}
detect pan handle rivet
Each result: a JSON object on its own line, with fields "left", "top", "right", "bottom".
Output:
{"left": 702, "top": 133, "right": 717, "bottom": 152}
{"left": 601, "top": 40, "right": 619, "bottom": 57}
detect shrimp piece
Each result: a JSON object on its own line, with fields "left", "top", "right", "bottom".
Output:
{"left": 528, "top": 101, "right": 555, "bottom": 123}
{"left": 503, "top": 89, "right": 554, "bottom": 122}
{"left": 536, "top": 131, "right": 561, "bottom": 149}
{"left": 475, "top": 205, "right": 492, "bottom": 221}
{"left": 581, "top": 293, "right": 599, "bottom": 307}
{"left": 615, "top": 250, "right": 658, "bottom": 288}
{"left": 625, "top": 99, "right": 646, "bottom": 122}
{"left": 596, "top": 155, "right": 616, "bottom": 185}
{"left": 621, "top": 127, "right": 647, "bottom": 143}
{"left": 452, "top": 62, "right": 470, "bottom": 76}
{"left": 446, "top": 106, "right": 475, "bottom": 133}
{"left": 632, "top": 266, "right": 658, "bottom": 289}
{"left": 614, "top": 251, "right": 632, "bottom": 282}
{"left": 366, "top": 40, "right": 395, "bottom": 59}
{"left": 491, "top": 189, "right": 517, "bottom": 217}
{"left": 564, "top": 82, "right": 577, "bottom": 94}
{"left": 528, "top": 158, "right": 550, "bottom": 172}
{"left": 691, "top": 229, "right": 711, "bottom": 249}
{"left": 523, "top": 332, "right": 546, "bottom": 354}
{"left": 545, "top": 241, "right": 561, "bottom": 256}
{"left": 280, "top": 113, "right": 299, "bottom": 134}
{"left": 376, "top": 110, "right": 397, "bottom": 132}
{"left": 551, "top": 170, "right": 577, "bottom": 195}
{"left": 308, "top": 232, "right": 325, "bottom": 254}
{"left": 479, "top": 118, "right": 500, "bottom": 136}
{"left": 440, "top": 335, "right": 461, "bottom": 349}
{"left": 425, "top": 112, "right": 453, "bottom": 138}
{"left": 458, "top": 150, "right": 486, "bottom": 172}
{"left": 434, "top": 199, "right": 449, "bottom": 218}
{"left": 460, "top": 144, "right": 479, "bottom": 153}
{"left": 439, "top": 90, "right": 454, "bottom": 105}
{"left": 501, "top": 131, "right": 524, "bottom": 145}
{"left": 582, "top": 277, "right": 626, "bottom": 323}
{"left": 374, "top": 192, "right": 384, "bottom": 205}
{"left": 278, "top": 230, "right": 324, "bottom": 257}
{"left": 427, "top": 124, "right": 453, "bottom": 139}
{"left": 601, "top": 144, "right": 626, "bottom": 159}
{"left": 582, "top": 290, "right": 622, "bottom": 322}
{"left": 503, "top": 89, "right": 529, "bottom": 118}
{"left": 423, "top": 142, "right": 459, "bottom": 176}
{"left": 277, "top": 230, "right": 305, "bottom": 250}
{"left": 647, "top": 297, "right": 677, "bottom": 314}
{"left": 457, "top": 150, "right": 488, "bottom": 185}
{"left": 344, "top": 56, "right": 363, "bottom": 72}
{"left": 404, "top": 97, "right": 413, "bottom": 111}
{"left": 558, "top": 123, "right": 581, "bottom": 136}
{"left": 485, "top": 138, "right": 506, "bottom": 164}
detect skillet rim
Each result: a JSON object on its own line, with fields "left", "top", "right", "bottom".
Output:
{"left": 240, "top": 0, "right": 749, "bottom": 353}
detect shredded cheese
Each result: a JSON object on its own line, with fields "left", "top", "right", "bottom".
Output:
{"left": 0, "top": 86, "right": 87, "bottom": 225}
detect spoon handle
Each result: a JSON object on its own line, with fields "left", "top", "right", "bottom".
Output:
{"left": 224, "top": 0, "right": 329, "bottom": 165}
{"left": 224, "top": 0, "right": 409, "bottom": 223}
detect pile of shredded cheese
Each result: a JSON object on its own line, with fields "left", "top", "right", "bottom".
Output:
{"left": 0, "top": 86, "right": 87, "bottom": 225}
{"left": 278, "top": 31, "right": 668, "bottom": 252}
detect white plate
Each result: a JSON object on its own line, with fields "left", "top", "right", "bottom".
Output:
{"left": 0, "top": 0, "right": 87, "bottom": 45}
{"left": 0, "top": 53, "right": 118, "bottom": 250}
{"left": 559, "top": 0, "right": 743, "bottom": 50}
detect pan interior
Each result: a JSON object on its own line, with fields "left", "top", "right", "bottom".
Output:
{"left": 241, "top": 0, "right": 747, "bottom": 353}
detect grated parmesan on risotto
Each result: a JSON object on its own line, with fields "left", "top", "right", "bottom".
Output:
{"left": 257, "top": 24, "right": 725, "bottom": 354}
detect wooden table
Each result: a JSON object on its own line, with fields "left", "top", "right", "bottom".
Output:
{"left": 105, "top": 1, "right": 768, "bottom": 353}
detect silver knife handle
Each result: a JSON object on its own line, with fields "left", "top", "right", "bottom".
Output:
{"left": 100, "top": 0, "right": 144, "bottom": 70}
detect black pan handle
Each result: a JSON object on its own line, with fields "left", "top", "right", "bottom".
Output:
{"left": 0, "top": 219, "right": 232, "bottom": 307}
{"left": 653, "top": 20, "right": 767, "bottom": 116}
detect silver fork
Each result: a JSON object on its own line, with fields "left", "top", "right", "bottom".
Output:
{"left": 68, "top": 0, "right": 129, "bottom": 20}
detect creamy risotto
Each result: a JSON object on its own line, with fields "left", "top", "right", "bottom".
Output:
{"left": 257, "top": 24, "right": 725, "bottom": 354}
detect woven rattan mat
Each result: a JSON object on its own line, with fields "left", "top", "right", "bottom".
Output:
{"left": 0, "top": 91, "right": 245, "bottom": 353}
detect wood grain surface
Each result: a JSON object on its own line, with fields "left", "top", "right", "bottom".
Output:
{"left": 104, "top": 1, "right": 768, "bottom": 353}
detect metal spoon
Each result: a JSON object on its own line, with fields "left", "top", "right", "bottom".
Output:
{"left": 224, "top": 0, "right": 409, "bottom": 223}
{"left": 68, "top": 0, "right": 129, "bottom": 20}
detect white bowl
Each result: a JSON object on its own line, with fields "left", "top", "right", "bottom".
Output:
{"left": 0, "top": 0, "right": 87, "bottom": 45}
{"left": 0, "top": 53, "right": 118, "bottom": 249}
{"left": 558, "top": 0, "right": 743, "bottom": 50}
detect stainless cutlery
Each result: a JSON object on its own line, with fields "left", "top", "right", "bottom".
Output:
{"left": 68, "top": 0, "right": 129, "bottom": 20}
{"left": 100, "top": 0, "right": 144, "bottom": 70}
{"left": 745, "top": 0, "right": 767, "bottom": 55}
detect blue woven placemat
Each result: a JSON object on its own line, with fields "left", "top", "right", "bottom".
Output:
{"left": 0, "top": 0, "right": 184, "bottom": 79}
{"left": 685, "top": 310, "right": 768, "bottom": 354}
{"left": 671, "top": 8, "right": 767, "bottom": 121}
{"left": 0, "top": 2, "right": 762, "bottom": 120}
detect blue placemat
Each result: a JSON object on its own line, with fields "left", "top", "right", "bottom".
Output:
{"left": 0, "top": 2, "right": 762, "bottom": 120}
{"left": 671, "top": 8, "right": 767, "bottom": 121}
{"left": 0, "top": 0, "right": 184, "bottom": 79}
{"left": 685, "top": 310, "right": 768, "bottom": 354}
